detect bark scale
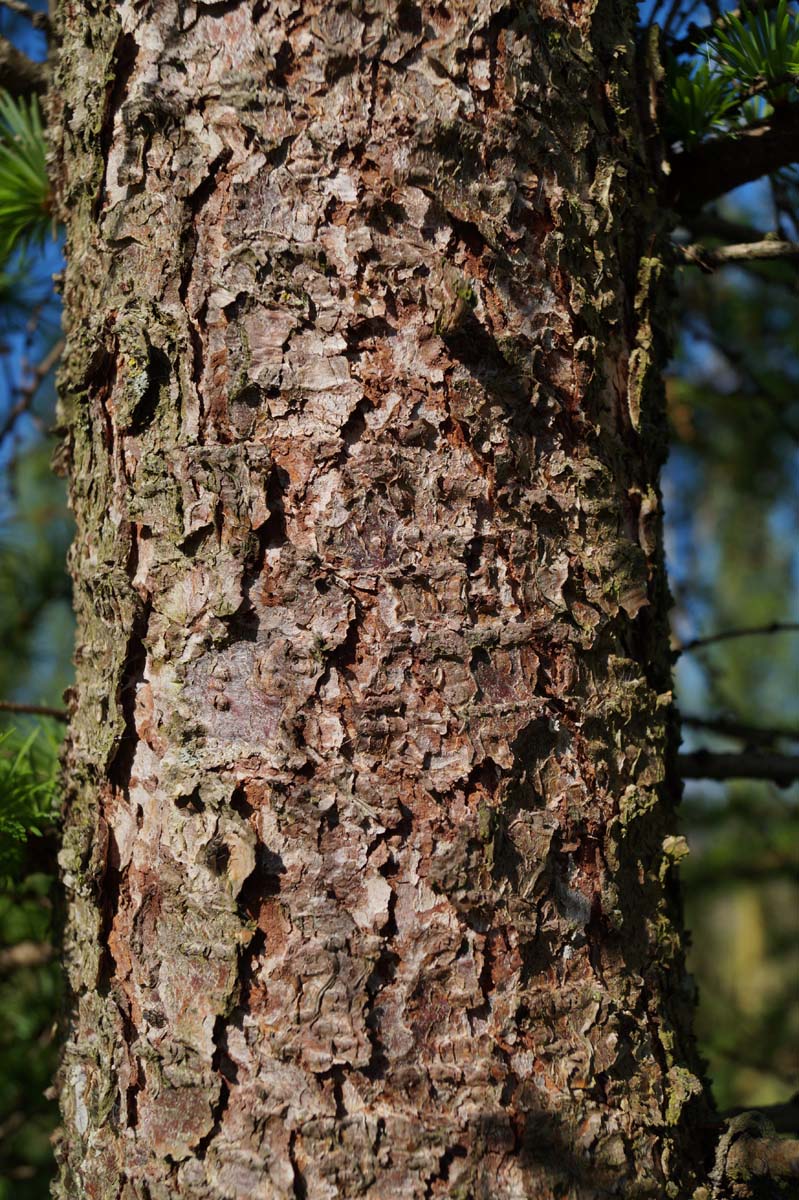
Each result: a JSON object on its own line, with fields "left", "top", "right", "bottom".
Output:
{"left": 50, "top": 1, "right": 712, "bottom": 1197}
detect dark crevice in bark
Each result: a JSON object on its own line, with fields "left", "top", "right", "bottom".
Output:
{"left": 96, "top": 30, "right": 139, "bottom": 216}
{"left": 314, "top": 1065, "right": 347, "bottom": 1120}
{"left": 424, "top": 1143, "right": 468, "bottom": 1198}
{"left": 178, "top": 149, "right": 233, "bottom": 405}
{"left": 259, "top": 463, "right": 290, "bottom": 550}
{"left": 321, "top": 599, "right": 361, "bottom": 680}
{"left": 126, "top": 1076, "right": 139, "bottom": 1130}
{"left": 203, "top": 835, "right": 230, "bottom": 877}
{"left": 443, "top": 317, "right": 534, "bottom": 441}
{"left": 364, "top": 878, "right": 400, "bottom": 1080}
{"left": 175, "top": 787, "right": 205, "bottom": 813}
{"left": 396, "top": 0, "right": 423, "bottom": 35}
{"left": 127, "top": 344, "right": 170, "bottom": 435}
{"left": 97, "top": 835, "right": 122, "bottom": 992}
{"left": 109, "top": 598, "right": 151, "bottom": 797}
{"left": 266, "top": 38, "right": 295, "bottom": 86}
{"left": 195, "top": 0, "right": 248, "bottom": 14}
{"left": 234, "top": 929, "right": 267, "bottom": 1011}
{"left": 288, "top": 1130, "right": 308, "bottom": 1200}
{"left": 363, "top": 35, "right": 387, "bottom": 138}
{"left": 238, "top": 837, "right": 285, "bottom": 923}
{"left": 466, "top": 927, "right": 494, "bottom": 1029}
{"left": 317, "top": 800, "right": 340, "bottom": 844}
{"left": 195, "top": 1017, "right": 232, "bottom": 1160}
{"left": 338, "top": 393, "right": 374, "bottom": 453}
{"left": 345, "top": 316, "right": 395, "bottom": 351}
{"left": 230, "top": 782, "right": 252, "bottom": 819}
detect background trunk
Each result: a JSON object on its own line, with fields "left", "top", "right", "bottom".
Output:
{"left": 50, "top": 1, "right": 712, "bottom": 1196}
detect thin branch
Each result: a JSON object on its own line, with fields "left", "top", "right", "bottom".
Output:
{"left": 682, "top": 211, "right": 774, "bottom": 243}
{"left": 0, "top": 940, "right": 52, "bottom": 971}
{"left": 688, "top": 855, "right": 799, "bottom": 890}
{"left": 675, "top": 621, "right": 799, "bottom": 656}
{"left": 662, "top": 0, "right": 688, "bottom": 36}
{"left": 0, "top": 699, "right": 68, "bottom": 721}
{"left": 678, "top": 749, "right": 799, "bottom": 786}
{"left": 680, "top": 714, "right": 798, "bottom": 745}
{"left": 0, "top": 34, "right": 45, "bottom": 95}
{"left": 669, "top": 105, "right": 799, "bottom": 212}
{"left": 0, "top": 0, "right": 49, "bottom": 31}
{"left": 0, "top": 336, "right": 64, "bottom": 447}
{"left": 669, "top": 0, "right": 782, "bottom": 54}
{"left": 678, "top": 238, "right": 799, "bottom": 270}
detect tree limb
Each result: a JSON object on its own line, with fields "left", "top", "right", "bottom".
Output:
{"left": 712, "top": 1113, "right": 799, "bottom": 1191}
{"left": 668, "top": 106, "right": 799, "bottom": 212}
{"left": 674, "top": 621, "right": 799, "bottom": 656}
{"left": 724, "top": 1096, "right": 799, "bottom": 1136}
{"left": 0, "top": 699, "right": 68, "bottom": 721}
{"left": 0, "top": 35, "right": 46, "bottom": 96}
{"left": 682, "top": 212, "right": 773, "bottom": 243}
{"left": 678, "top": 239, "right": 799, "bottom": 271}
{"left": 678, "top": 750, "right": 799, "bottom": 786}
{"left": 729, "top": 1135, "right": 799, "bottom": 1181}
{"left": 680, "top": 714, "right": 798, "bottom": 745}
{"left": 0, "top": 337, "right": 64, "bottom": 447}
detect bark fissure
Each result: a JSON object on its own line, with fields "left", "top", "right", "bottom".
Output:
{"left": 288, "top": 1130, "right": 308, "bottom": 1200}
{"left": 96, "top": 31, "right": 139, "bottom": 217}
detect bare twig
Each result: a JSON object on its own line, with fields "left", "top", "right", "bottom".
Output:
{"left": 0, "top": 699, "right": 68, "bottom": 722}
{"left": 675, "top": 621, "right": 799, "bottom": 656}
{"left": 669, "top": 105, "right": 799, "bottom": 212}
{"left": 678, "top": 749, "right": 799, "bottom": 786}
{"left": 680, "top": 714, "right": 798, "bottom": 745}
{"left": 0, "top": 34, "right": 45, "bottom": 95}
{"left": 0, "top": 0, "right": 50, "bottom": 31}
{"left": 679, "top": 239, "right": 799, "bottom": 271}
{"left": 0, "top": 336, "right": 64, "bottom": 447}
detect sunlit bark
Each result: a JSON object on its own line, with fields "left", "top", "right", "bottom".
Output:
{"left": 51, "top": 2, "right": 711, "bottom": 1196}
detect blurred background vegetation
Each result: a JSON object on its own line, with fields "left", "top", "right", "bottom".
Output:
{"left": 0, "top": 0, "right": 797, "bottom": 1195}
{"left": 667, "top": 232, "right": 799, "bottom": 1113}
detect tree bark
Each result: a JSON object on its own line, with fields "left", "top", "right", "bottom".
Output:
{"left": 50, "top": 2, "right": 713, "bottom": 1197}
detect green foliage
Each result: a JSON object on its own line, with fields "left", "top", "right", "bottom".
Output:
{"left": 666, "top": 0, "right": 799, "bottom": 146}
{"left": 668, "top": 214, "right": 799, "bottom": 1111}
{"left": 0, "top": 90, "right": 50, "bottom": 265}
{"left": 0, "top": 726, "right": 59, "bottom": 881}
{"left": 667, "top": 59, "right": 738, "bottom": 145}
{"left": 0, "top": 872, "right": 60, "bottom": 1200}
{"left": 714, "top": 0, "right": 799, "bottom": 97}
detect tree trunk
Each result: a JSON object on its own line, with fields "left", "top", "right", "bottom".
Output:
{"left": 50, "top": 1, "right": 713, "bottom": 1196}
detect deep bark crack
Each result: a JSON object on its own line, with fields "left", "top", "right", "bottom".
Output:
{"left": 288, "top": 1130, "right": 308, "bottom": 1200}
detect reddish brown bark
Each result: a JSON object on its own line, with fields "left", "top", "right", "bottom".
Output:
{"left": 51, "top": 2, "right": 713, "bottom": 1197}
